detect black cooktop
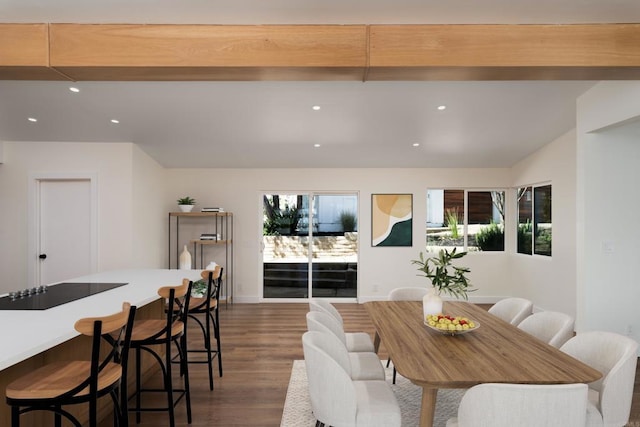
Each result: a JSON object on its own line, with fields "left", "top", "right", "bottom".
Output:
{"left": 0, "top": 282, "right": 128, "bottom": 310}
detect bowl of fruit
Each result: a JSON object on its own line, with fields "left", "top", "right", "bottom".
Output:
{"left": 424, "top": 314, "right": 479, "bottom": 336}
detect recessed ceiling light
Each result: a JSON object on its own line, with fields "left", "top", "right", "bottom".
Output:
{"left": 28, "top": 117, "right": 37, "bottom": 122}
{"left": 313, "top": 144, "right": 321, "bottom": 148}
{"left": 312, "top": 105, "right": 321, "bottom": 111}
{"left": 437, "top": 105, "right": 447, "bottom": 111}
{"left": 110, "top": 119, "right": 120, "bottom": 124}
{"left": 69, "top": 87, "right": 80, "bottom": 93}
{"left": 412, "top": 143, "right": 420, "bottom": 147}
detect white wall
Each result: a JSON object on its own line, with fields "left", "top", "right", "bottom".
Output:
{"left": 577, "top": 81, "right": 640, "bottom": 340}
{"left": 0, "top": 142, "right": 136, "bottom": 293}
{"left": 0, "top": 139, "right": 578, "bottom": 307}
{"left": 131, "top": 145, "right": 166, "bottom": 268}
{"left": 163, "top": 167, "right": 512, "bottom": 302}
{"left": 510, "top": 129, "right": 578, "bottom": 317}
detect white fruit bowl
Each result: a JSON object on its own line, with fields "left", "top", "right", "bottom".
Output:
{"left": 424, "top": 319, "right": 480, "bottom": 336}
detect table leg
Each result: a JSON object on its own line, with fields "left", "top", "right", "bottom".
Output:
{"left": 373, "top": 331, "right": 380, "bottom": 353}
{"left": 419, "top": 388, "right": 437, "bottom": 427}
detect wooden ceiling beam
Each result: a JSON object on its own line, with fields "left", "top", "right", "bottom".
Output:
{"left": 368, "top": 24, "right": 640, "bottom": 80}
{"left": 48, "top": 24, "right": 368, "bottom": 81}
{"left": 0, "top": 24, "right": 69, "bottom": 80}
{"left": 1, "top": 23, "right": 640, "bottom": 81}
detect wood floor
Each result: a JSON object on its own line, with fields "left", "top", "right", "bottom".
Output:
{"left": 111, "top": 302, "right": 640, "bottom": 427}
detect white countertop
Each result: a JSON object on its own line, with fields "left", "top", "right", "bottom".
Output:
{"left": 0, "top": 269, "right": 202, "bottom": 372}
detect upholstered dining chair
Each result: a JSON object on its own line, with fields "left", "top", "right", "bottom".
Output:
{"left": 306, "top": 312, "right": 384, "bottom": 381}
{"left": 560, "top": 331, "right": 639, "bottom": 427}
{"left": 388, "top": 286, "right": 430, "bottom": 302}
{"left": 309, "top": 298, "right": 344, "bottom": 324}
{"left": 487, "top": 297, "right": 533, "bottom": 325}
{"left": 302, "top": 331, "right": 401, "bottom": 427}
{"left": 6, "top": 302, "right": 136, "bottom": 427}
{"left": 386, "top": 287, "right": 430, "bottom": 383}
{"left": 517, "top": 310, "right": 575, "bottom": 348}
{"left": 446, "top": 383, "right": 588, "bottom": 427}
{"left": 308, "top": 299, "right": 375, "bottom": 352}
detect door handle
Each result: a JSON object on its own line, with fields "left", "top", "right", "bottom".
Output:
{"left": 39, "top": 254, "right": 47, "bottom": 260}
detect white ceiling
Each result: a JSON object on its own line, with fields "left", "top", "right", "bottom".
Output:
{"left": 0, "top": 0, "right": 637, "bottom": 168}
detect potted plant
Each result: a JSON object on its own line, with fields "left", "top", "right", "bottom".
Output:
{"left": 177, "top": 196, "right": 196, "bottom": 213}
{"left": 411, "top": 248, "right": 474, "bottom": 317}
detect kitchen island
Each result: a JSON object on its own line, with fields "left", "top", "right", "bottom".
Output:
{"left": 0, "top": 269, "right": 202, "bottom": 426}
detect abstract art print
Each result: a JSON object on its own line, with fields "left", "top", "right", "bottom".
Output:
{"left": 371, "top": 194, "right": 413, "bottom": 246}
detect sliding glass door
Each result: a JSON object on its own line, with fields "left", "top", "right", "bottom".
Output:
{"left": 262, "top": 192, "right": 358, "bottom": 299}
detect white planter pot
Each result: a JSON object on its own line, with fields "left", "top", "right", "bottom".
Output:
{"left": 179, "top": 204, "right": 194, "bottom": 213}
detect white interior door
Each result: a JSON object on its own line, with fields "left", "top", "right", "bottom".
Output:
{"left": 37, "top": 179, "right": 92, "bottom": 285}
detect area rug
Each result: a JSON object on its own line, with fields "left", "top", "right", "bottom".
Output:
{"left": 281, "top": 360, "right": 464, "bottom": 427}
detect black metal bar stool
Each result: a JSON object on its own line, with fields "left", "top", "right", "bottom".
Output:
{"left": 182, "top": 266, "right": 223, "bottom": 390}
{"left": 6, "top": 302, "right": 136, "bottom": 427}
{"left": 129, "top": 278, "right": 192, "bottom": 427}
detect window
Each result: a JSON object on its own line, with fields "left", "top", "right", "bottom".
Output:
{"left": 426, "top": 189, "right": 505, "bottom": 252}
{"left": 517, "top": 184, "right": 552, "bottom": 256}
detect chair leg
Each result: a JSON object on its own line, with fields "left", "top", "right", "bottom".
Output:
{"left": 214, "top": 308, "right": 223, "bottom": 377}
{"left": 205, "top": 311, "right": 214, "bottom": 390}
{"left": 135, "top": 348, "right": 142, "bottom": 424}
{"left": 181, "top": 334, "right": 192, "bottom": 423}
{"left": 90, "top": 392, "right": 97, "bottom": 427}
{"left": 386, "top": 357, "right": 391, "bottom": 368}
{"left": 392, "top": 367, "right": 397, "bottom": 385}
{"left": 11, "top": 405, "right": 19, "bottom": 427}
{"left": 165, "top": 341, "right": 176, "bottom": 427}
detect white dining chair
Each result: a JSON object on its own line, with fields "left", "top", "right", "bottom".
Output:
{"left": 560, "top": 331, "right": 639, "bottom": 427}
{"left": 388, "top": 287, "right": 430, "bottom": 301}
{"left": 445, "top": 383, "right": 588, "bottom": 427}
{"left": 304, "top": 316, "right": 384, "bottom": 381}
{"left": 517, "top": 310, "right": 575, "bottom": 348}
{"left": 308, "top": 300, "right": 375, "bottom": 352}
{"left": 309, "top": 298, "right": 344, "bottom": 325}
{"left": 386, "top": 287, "right": 430, "bottom": 383}
{"left": 488, "top": 297, "right": 533, "bottom": 325}
{"left": 302, "top": 331, "right": 401, "bottom": 427}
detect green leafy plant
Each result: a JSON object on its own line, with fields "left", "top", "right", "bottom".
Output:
{"left": 475, "top": 221, "right": 504, "bottom": 251}
{"left": 275, "top": 205, "right": 300, "bottom": 235}
{"left": 177, "top": 196, "right": 196, "bottom": 205}
{"left": 263, "top": 201, "right": 300, "bottom": 235}
{"left": 411, "top": 248, "right": 474, "bottom": 300}
{"left": 191, "top": 279, "right": 207, "bottom": 296}
{"left": 339, "top": 211, "right": 357, "bottom": 232}
{"left": 444, "top": 208, "right": 460, "bottom": 239}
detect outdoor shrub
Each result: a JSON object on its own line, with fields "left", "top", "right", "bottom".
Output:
{"left": 476, "top": 222, "right": 504, "bottom": 251}
{"left": 517, "top": 221, "right": 533, "bottom": 254}
{"left": 339, "top": 211, "right": 357, "bottom": 232}
{"left": 444, "top": 208, "right": 460, "bottom": 239}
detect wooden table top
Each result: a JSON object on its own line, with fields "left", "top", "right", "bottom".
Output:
{"left": 364, "top": 300, "right": 602, "bottom": 389}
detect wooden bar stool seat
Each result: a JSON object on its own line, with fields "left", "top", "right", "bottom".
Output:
{"left": 129, "top": 278, "right": 192, "bottom": 427}
{"left": 6, "top": 302, "right": 136, "bottom": 427}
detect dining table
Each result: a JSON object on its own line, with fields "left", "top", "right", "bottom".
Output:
{"left": 364, "top": 300, "right": 603, "bottom": 427}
